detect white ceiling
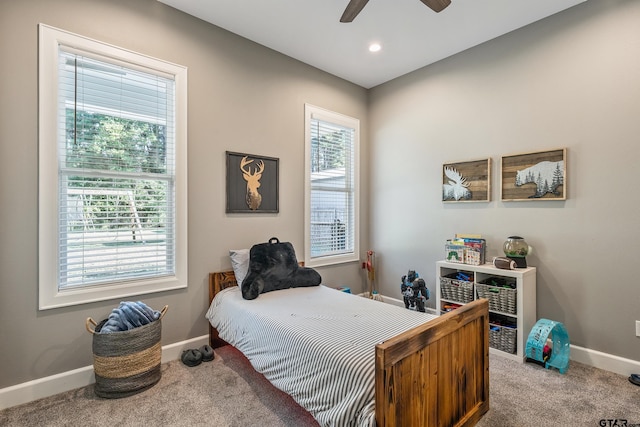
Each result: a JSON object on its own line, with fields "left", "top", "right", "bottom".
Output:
{"left": 158, "top": 0, "right": 587, "bottom": 89}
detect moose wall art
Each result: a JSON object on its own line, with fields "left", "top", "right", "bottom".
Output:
{"left": 226, "top": 151, "right": 279, "bottom": 213}
{"left": 442, "top": 158, "right": 491, "bottom": 202}
{"left": 501, "top": 148, "right": 566, "bottom": 201}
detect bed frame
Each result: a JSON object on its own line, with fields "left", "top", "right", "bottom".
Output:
{"left": 208, "top": 271, "right": 489, "bottom": 427}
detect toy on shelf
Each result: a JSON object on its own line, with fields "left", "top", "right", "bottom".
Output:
{"left": 401, "top": 270, "right": 430, "bottom": 312}
{"left": 456, "top": 272, "right": 471, "bottom": 282}
{"left": 503, "top": 236, "right": 533, "bottom": 268}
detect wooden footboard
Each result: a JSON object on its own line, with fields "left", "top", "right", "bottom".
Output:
{"left": 375, "top": 298, "right": 490, "bottom": 427}
{"left": 209, "top": 271, "right": 489, "bottom": 426}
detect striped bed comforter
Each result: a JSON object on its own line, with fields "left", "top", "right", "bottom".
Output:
{"left": 205, "top": 285, "right": 436, "bottom": 427}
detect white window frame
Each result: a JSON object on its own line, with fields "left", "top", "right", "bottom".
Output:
{"left": 304, "top": 104, "right": 360, "bottom": 267}
{"left": 38, "top": 24, "right": 188, "bottom": 309}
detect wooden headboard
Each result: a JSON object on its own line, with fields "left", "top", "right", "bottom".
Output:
{"left": 209, "top": 270, "right": 238, "bottom": 299}
{"left": 208, "top": 270, "right": 237, "bottom": 347}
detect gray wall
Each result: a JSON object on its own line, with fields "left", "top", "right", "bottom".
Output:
{"left": 0, "top": 0, "right": 368, "bottom": 388}
{"left": 369, "top": 0, "right": 640, "bottom": 361}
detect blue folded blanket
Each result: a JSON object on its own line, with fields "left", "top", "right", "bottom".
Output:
{"left": 99, "top": 301, "right": 161, "bottom": 333}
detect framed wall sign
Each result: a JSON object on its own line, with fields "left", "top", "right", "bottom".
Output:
{"left": 501, "top": 148, "right": 566, "bottom": 201}
{"left": 442, "top": 158, "right": 491, "bottom": 202}
{"left": 226, "top": 151, "right": 279, "bottom": 213}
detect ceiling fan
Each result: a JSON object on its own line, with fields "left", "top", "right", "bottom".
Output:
{"left": 340, "top": 0, "right": 452, "bottom": 23}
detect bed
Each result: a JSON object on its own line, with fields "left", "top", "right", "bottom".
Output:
{"left": 207, "top": 270, "right": 489, "bottom": 427}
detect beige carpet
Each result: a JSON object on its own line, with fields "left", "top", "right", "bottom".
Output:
{"left": 2, "top": 345, "right": 640, "bottom": 426}
{"left": 478, "top": 354, "right": 640, "bottom": 426}
{"left": 0, "top": 345, "right": 318, "bottom": 427}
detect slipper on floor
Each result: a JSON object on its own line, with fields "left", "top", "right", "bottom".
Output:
{"left": 200, "top": 345, "right": 215, "bottom": 362}
{"left": 629, "top": 374, "right": 640, "bottom": 386}
{"left": 181, "top": 349, "right": 203, "bottom": 367}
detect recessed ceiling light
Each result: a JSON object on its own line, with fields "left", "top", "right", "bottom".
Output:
{"left": 369, "top": 43, "right": 381, "bottom": 53}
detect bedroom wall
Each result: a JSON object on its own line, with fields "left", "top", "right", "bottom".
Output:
{"left": 368, "top": 0, "right": 640, "bottom": 362}
{"left": 0, "top": 0, "right": 368, "bottom": 388}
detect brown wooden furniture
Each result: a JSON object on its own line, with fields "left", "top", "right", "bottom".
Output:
{"left": 208, "top": 270, "right": 489, "bottom": 427}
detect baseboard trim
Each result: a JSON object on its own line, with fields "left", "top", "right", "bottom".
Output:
{"left": 569, "top": 344, "right": 640, "bottom": 377}
{"left": 0, "top": 334, "right": 209, "bottom": 411}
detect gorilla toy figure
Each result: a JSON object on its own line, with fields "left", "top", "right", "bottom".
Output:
{"left": 401, "top": 270, "right": 430, "bottom": 312}
{"left": 241, "top": 237, "right": 322, "bottom": 300}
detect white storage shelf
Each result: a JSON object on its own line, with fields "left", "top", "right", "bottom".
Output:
{"left": 436, "top": 260, "right": 536, "bottom": 363}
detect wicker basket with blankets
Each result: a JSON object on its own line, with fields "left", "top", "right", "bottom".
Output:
{"left": 86, "top": 302, "right": 168, "bottom": 398}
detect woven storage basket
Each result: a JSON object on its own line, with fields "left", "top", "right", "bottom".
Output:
{"left": 86, "top": 305, "right": 168, "bottom": 399}
{"left": 439, "top": 272, "right": 474, "bottom": 303}
{"left": 489, "top": 323, "right": 517, "bottom": 354}
{"left": 476, "top": 278, "right": 517, "bottom": 314}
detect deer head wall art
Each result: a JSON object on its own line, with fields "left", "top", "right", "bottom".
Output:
{"left": 240, "top": 156, "right": 264, "bottom": 210}
{"left": 226, "top": 152, "right": 279, "bottom": 213}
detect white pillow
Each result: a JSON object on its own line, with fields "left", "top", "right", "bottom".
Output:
{"left": 229, "top": 249, "right": 250, "bottom": 286}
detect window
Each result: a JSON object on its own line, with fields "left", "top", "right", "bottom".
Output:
{"left": 304, "top": 104, "right": 359, "bottom": 267}
{"left": 38, "top": 24, "right": 188, "bottom": 309}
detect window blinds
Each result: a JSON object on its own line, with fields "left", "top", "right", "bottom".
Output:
{"left": 57, "top": 48, "right": 176, "bottom": 289}
{"left": 309, "top": 117, "right": 355, "bottom": 258}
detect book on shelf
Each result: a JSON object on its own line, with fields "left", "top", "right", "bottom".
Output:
{"left": 445, "top": 241, "right": 466, "bottom": 263}
{"left": 447, "top": 235, "right": 486, "bottom": 265}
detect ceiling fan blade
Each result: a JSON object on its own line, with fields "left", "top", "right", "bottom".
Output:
{"left": 340, "top": 0, "right": 370, "bottom": 23}
{"left": 418, "top": 0, "right": 452, "bottom": 13}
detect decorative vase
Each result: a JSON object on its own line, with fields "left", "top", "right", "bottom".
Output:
{"left": 503, "top": 236, "right": 532, "bottom": 268}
